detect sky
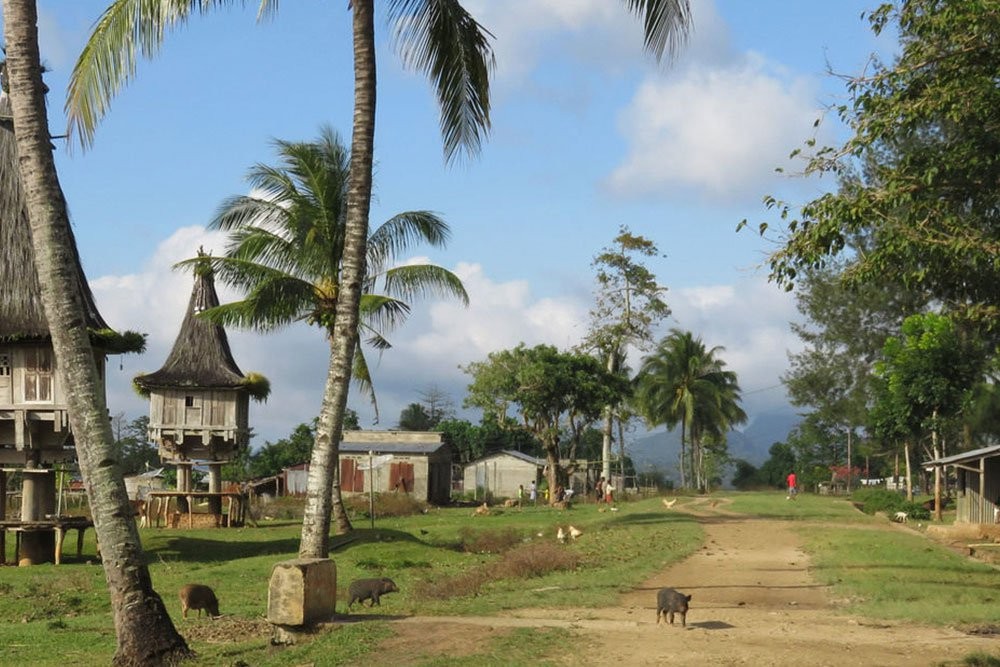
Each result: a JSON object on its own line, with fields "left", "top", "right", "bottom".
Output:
{"left": 12, "top": 1, "right": 894, "bottom": 446}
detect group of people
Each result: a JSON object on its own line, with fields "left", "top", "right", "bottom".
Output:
{"left": 594, "top": 476, "right": 615, "bottom": 504}
{"left": 514, "top": 477, "right": 604, "bottom": 506}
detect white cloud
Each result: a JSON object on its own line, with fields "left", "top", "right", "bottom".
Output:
{"left": 91, "top": 227, "right": 800, "bottom": 443}
{"left": 607, "top": 56, "right": 825, "bottom": 200}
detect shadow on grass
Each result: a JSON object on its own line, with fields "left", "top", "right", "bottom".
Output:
{"left": 146, "top": 528, "right": 432, "bottom": 563}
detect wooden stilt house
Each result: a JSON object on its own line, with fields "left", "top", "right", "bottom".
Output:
{"left": 133, "top": 255, "right": 269, "bottom": 524}
{"left": 0, "top": 91, "right": 144, "bottom": 563}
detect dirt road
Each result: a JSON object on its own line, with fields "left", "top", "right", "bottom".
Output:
{"left": 381, "top": 498, "right": 999, "bottom": 666}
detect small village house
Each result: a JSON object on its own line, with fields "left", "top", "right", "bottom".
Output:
{"left": 924, "top": 444, "right": 1000, "bottom": 524}
{"left": 462, "top": 450, "right": 590, "bottom": 501}
{"left": 281, "top": 431, "right": 452, "bottom": 504}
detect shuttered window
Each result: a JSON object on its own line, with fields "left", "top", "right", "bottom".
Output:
{"left": 24, "top": 348, "right": 53, "bottom": 402}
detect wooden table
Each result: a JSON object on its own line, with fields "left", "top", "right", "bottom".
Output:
{"left": 0, "top": 516, "right": 94, "bottom": 565}
{"left": 143, "top": 491, "right": 248, "bottom": 529}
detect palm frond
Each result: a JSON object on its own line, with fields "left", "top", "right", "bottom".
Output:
{"left": 387, "top": 0, "right": 495, "bottom": 163}
{"left": 67, "top": 0, "right": 248, "bottom": 147}
{"left": 381, "top": 264, "right": 469, "bottom": 306}
{"left": 359, "top": 294, "right": 412, "bottom": 337}
{"left": 351, "top": 346, "right": 380, "bottom": 422}
{"left": 368, "top": 211, "right": 450, "bottom": 270}
{"left": 622, "top": 0, "right": 692, "bottom": 62}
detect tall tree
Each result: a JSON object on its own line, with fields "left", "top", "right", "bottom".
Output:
{"left": 872, "top": 312, "right": 986, "bottom": 504}
{"left": 783, "top": 258, "right": 928, "bottom": 489}
{"left": 757, "top": 1, "right": 1000, "bottom": 329}
{"left": 464, "top": 344, "right": 628, "bottom": 501}
{"left": 634, "top": 329, "right": 746, "bottom": 491}
{"left": 67, "top": 0, "right": 692, "bottom": 558}
{"left": 581, "top": 225, "right": 669, "bottom": 482}
{"left": 179, "top": 127, "right": 468, "bottom": 535}
{"left": 0, "top": 2, "right": 190, "bottom": 664}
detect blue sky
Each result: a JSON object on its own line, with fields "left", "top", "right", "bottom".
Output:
{"left": 17, "top": 1, "right": 892, "bottom": 444}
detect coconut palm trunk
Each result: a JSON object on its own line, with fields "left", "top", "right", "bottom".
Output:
{"left": 1, "top": 2, "right": 190, "bottom": 664}
{"left": 299, "top": 0, "right": 376, "bottom": 556}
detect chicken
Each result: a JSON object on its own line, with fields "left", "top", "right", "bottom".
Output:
{"left": 662, "top": 498, "right": 677, "bottom": 509}
{"left": 556, "top": 526, "right": 567, "bottom": 543}
{"left": 568, "top": 525, "right": 582, "bottom": 540}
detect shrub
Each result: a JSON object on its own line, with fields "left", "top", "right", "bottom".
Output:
{"left": 851, "top": 488, "right": 906, "bottom": 515}
{"left": 491, "top": 542, "right": 580, "bottom": 579}
{"left": 413, "top": 541, "right": 580, "bottom": 600}
{"left": 458, "top": 527, "right": 523, "bottom": 554}
{"left": 345, "top": 492, "right": 429, "bottom": 518}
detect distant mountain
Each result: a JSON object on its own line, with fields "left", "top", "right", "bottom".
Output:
{"left": 627, "top": 408, "right": 801, "bottom": 482}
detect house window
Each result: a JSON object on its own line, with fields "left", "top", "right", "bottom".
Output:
{"left": 0, "top": 353, "right": 10, "bottom": 377}
{"left": 185, "top": 395, "right": 195, "bottom": 408}
{"left": 24, "top": 348, "right": 53, "bottom": 402}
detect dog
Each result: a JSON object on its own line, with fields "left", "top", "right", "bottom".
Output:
{"left": 893, "top": 511, "right": 908, "bottom": 523}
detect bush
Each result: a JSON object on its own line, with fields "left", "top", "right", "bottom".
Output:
{"left": 850, "top": 488, "right": 931, "bottom": 520}
{"left": 345, "top": 492, "right": 429, "bottom": 518}
{"left": 413, "top": 541, "right": 580, "bottom": 600}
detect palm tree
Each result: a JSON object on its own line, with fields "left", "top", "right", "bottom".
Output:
{"left": 179, "top": 126, "right": 468, "bottom": 534}
{"left": 634, "top": 329, "right": 746, "bottom": 491}
{"left": 67, "top": 0, "right": 691, "bottom": 559}
{"left": 0, "top": 2, "right": 190, "bottom": 664}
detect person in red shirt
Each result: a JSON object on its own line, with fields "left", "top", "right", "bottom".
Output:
{"left": 786, "top": 472, "right": 798, "bottom": 500}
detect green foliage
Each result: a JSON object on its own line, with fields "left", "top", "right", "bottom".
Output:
{"left": 761, "top": 0, "right": 1000, "bottom": 326}
{"left": 436, "top": 416, "right": 541, "bottom": 463}
{"left": 110, "top": 414, "right": 158, "bottom": 475}
{"left": 463, "top": 344, "right": 629, "bottom": 475}
{"left": 850, "top": 487, "right": 931, "bottom": 520}
{"left": 248, "top": 422, "right": 316, "bottom": 478}
{"left": 397, "top": 402, "right": 434, "bottom": 430}
{"left": 872, "top": 312, "right": 986, "bottom": 447}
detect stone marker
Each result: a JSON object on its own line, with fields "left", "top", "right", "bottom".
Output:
{"left": 267, "top": 558, "right": 336, "bottom": 629}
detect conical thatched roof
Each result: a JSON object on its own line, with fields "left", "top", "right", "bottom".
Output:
{"left": 136, "top": 260, "right": 247, "bottom": 390}
{"left": 0, "top": 93, "right": 116, "bottom": 342}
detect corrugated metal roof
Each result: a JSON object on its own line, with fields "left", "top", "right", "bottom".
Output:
{"left": 924, "top": 444, "right": 1000, "bottom": 467}
{"left": 340, "top": 440, "right": 448, "bottom": 455}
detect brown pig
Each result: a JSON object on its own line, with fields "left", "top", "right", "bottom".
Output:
{"left": 179, "top": 583, "right": 220, "bottom": 619}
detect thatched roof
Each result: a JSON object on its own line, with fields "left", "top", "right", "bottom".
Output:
{"left": 0, "top": 93, "right": 140, "bottom": 352}
{"left": 135, "top": 260, "right": 247, "bottom": 390}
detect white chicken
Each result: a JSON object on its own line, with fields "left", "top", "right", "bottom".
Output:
{"left": 556, "top": 526, "right": 567, "bottom": 543}
{"left": 568, "top": 525, "right": 583, "bottom": 540}
{"left": 662, "top": 498, "right": 677, "bottom": 509}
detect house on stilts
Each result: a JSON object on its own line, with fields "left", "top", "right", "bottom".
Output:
{"left": 133, "top": 253, "right": 269, "bottom": 528}
{"left": 0, "top": 92, "right": 144, "bottom": 564}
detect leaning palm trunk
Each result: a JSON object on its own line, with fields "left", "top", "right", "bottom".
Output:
{"left": 1, "top": 3, "right": 190, "bottom": 664}
{"left": 299, "top": 0, "right": 376, "bottom": 556}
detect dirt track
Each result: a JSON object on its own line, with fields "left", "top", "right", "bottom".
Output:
{"left": 375, "top": 498, "right": 999, "bottom": 666}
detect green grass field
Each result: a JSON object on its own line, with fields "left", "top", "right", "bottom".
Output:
{"left": 0, "top": 492, "right": 996, "bottom": 666}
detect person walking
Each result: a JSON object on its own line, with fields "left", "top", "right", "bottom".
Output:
{"left": 529, "top": 480, "right": 538, "bottom": 505}
{"left": 604, "top": 478, "right": 615, "bottom": 505}
{"left": 517, "top": 484, "right": 525, "bottom": 508}
{"left": 786, "top": 472, "right": 798, "bottom": 500}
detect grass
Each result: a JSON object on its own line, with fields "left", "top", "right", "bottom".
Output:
{"left": 0, "top": 497, "right": 702, "bottom": 665}
{"left": 3, "top": 492, "right": 1000, "bottom": 664}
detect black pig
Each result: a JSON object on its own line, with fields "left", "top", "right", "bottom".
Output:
{"left": 347, "top": 577, "right": 399, "bottom": 609}
{"left": 656, "top": 587, "right": 691, "bottom": 627}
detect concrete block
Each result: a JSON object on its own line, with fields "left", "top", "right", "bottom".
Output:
{"left": 267, "top": 558, "right": 336, "bottom": 626}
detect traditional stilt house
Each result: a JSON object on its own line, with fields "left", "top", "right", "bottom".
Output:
{"left": 133, "top": 255, "right": 268, "bottom": 524}
{"left": 0, "top": 92, "right": 144, "bottom": 563}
